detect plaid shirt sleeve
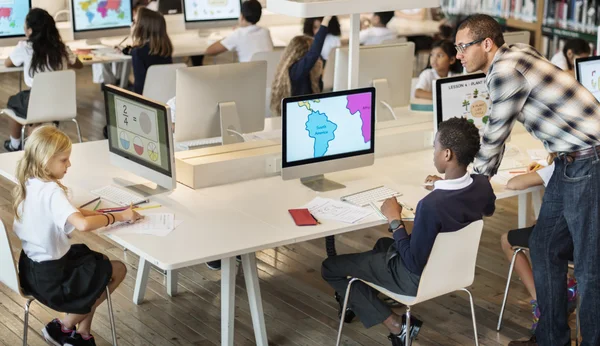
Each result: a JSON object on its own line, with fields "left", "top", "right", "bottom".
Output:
{"left": 473, "top": 68, "right": 531, "bottom": 176}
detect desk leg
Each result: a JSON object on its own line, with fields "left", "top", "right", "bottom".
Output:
{"left": 166, "top": 270, "right": 178, "bottom": 297}
{"left": 242, "top": 253, "right": 268, "bottom": 346}
{"left": 119, "top": 62, "right": 130, "bottom": 89}
{"left": 133, "top": 257, "right": 150, "bottom": 305}
{"left": 518, "top": 193, "right": 528, "bottom": 228}
{"left": 532, "top": 190, "right": 542, "bottom": 220}
{"left": 221, "top": 257, "right": 236, "bottom": 346}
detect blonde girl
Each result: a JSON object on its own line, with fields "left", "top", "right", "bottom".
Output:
{"left": 13, "top": 126, "right": 141, "bottom": 346}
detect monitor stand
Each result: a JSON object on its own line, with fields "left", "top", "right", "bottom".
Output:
{"left": 372, "top": 79, "right": 397, "bottom": 122}
{"left": 300, "top": 175, "right": 346, "bottom": 192}
{"left": 219, "top": 101, "right": 245, "bottom": 145}
{"left": 112, "top": 177, "right": 171, "bottom": 199}
{"left": 85, "top": 38, "right": 103, "bottom": 46}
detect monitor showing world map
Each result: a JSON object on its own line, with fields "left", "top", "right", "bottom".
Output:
{"left": 71, "top": 0, "right": 132, "bottom": 33}
{"left": 282, "top": 88, "right": 375, "bottom": 166}
{"left": 0, "top": 0, "right": 30, "bottom": 39}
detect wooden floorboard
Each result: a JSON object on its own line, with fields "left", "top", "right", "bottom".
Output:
{"left": 0, "top": 68, "right": 580, "bottom": 345}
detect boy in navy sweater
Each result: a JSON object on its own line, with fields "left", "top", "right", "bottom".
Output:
{"left": 322, "top": 117, "right": 496, "bottom": 345}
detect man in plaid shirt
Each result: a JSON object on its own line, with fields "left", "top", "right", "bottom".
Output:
{"left": 455, "top": 14, "right": 600, "bottom": 346}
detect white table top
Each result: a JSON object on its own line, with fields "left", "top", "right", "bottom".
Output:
{"left": 0, "top": 131, "right": 543, "bottom": 271}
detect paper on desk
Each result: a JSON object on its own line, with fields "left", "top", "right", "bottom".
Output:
{"left": 492, "top": 171, "right": 521, "bottom": 186}
{"left": 304, "top": 197, "right": 373, "bottom": 224}
{"left": 100, "top": 213, "right": 182, "bottom": 237}
{"left": 527, "top": 149, "right": 548, "bottom": 161}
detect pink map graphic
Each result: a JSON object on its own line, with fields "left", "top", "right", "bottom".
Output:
{"left": 0, "top": 8, "right": 12, "bottom": 19}
{"left": 346, "top": 93, "right": 372, "bottom": 143}
{"left": 97, "top": 0, "right": 121, "bottom": 18}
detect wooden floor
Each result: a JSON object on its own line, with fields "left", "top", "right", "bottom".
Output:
{"left": 0, "top": 68, "right": 579, "bottom": 345}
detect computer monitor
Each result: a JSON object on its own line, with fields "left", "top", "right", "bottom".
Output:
{"left": 503, "top": 31, "right": 531, "bottom": 45}
{"left": 103, "top": 84, "right": 176, "bottom": 191}
{"left": 0, "top": 1, "right": 31, "bottom": 47}
{"left": 157, "top": 0, "right": 182, "bottom": 15}
{"left": 69, "top": 0, "right": 133, "bottom": 40}
{"left": 333, "top": 43, "right": 414, "bottom": 122}
{"left": 575, "top": 55, "right": 600, "bottom": 102}
{"left": 175, "top": 61, "right": 267, "bottom": 143}
{"left": 182, "top": 0, "right": 241, "bottom": 30}
{"left": 281, "top": 87, "right": 376, "bottom": 192}
{"left": 432, "top": 73, "right": 491, "bottom": 136}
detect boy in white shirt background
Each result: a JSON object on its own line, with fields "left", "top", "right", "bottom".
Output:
{"left": 359, "top": 11, "right": 397, "bottom": 46}
{"left": 204, "top": 0, "right": 273, "bottom": 63}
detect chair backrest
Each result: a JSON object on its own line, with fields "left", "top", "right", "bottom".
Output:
{"left": 251, "top": 50, "right": 283, "bottom": 89}
{"left": 27, "top": 70, "right": 76, "bottom": 123}
{"left": 382, "top": 37, "right": 408, "bottom": 44}
{"left": 414, "top": 220, "right": 484, "bottom": 302}
{"left": 143, "top": 63, "right": 187, "bottom": 104}
{"left": 0, "top": 218, "right": 26, "bottom": 297}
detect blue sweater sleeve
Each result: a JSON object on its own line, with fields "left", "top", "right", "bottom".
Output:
{"left": 131, "top": 47, "right": 147, "bottom": 95}
{"left": 289, "top": 25, "right": 327, "bottom": 82}
{"left": 392, "top": 199, "right": 441, "bottom": 275}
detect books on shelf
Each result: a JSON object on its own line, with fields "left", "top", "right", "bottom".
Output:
{"left": 441, "top": 0, "right": 537, "bottom": 22}
{"left": 543, "top": 0, "right": 599, "bottom": 33}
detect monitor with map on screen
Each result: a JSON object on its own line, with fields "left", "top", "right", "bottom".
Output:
{"left": 70, "top": 0, "right": 133, "bottom": 40}
{"left": 0, "top": 0, "right": 31, "bottom": 47}
{"left": 282, "top": 87, "right": 376, "bottom": 191}
{"left": 183, "top": 0, "right": 242, "bottom": 30}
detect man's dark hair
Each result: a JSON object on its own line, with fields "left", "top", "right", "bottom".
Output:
{"left": 241, "top": 0, "right": 262, "bottom": 25}
{"left": 563, "top": 38, "right": 591, "bottom": 70}
{"left": 375, "top": 11, "right": 395, "bottom": 26}
{"left": 457, "top": 14, "right": 505, "bottom": 48}
{"left": 437, "top": 117, "right": 481, "bottom": 166}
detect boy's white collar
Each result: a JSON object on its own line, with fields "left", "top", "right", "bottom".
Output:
{"left": 433, "top": 172, "right": 473, "bottom": 191}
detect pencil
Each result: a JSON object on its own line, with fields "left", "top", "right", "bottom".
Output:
{"left": 93, "top": 200, "right": 101, "bottom": 211}
{"left": 133, "top": 205, "right": 162, "bottom": 211}
{"left": 79, "top": 197, "right": 100, "bottom": 208}
{"left": 509, "top": 170, "right": 526, "bottom": 174}
{"left": 117, "top": 35, "right": 129, "bottom": 47}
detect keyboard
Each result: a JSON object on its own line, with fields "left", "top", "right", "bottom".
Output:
{"left": 91, "top": 185, "right": 148, "bottom": 206}
{"left": 341, "top": 186, "right": 402, "bottom": 207}
{"left": 175, "top": 136, "right": 222, "bottom": 150}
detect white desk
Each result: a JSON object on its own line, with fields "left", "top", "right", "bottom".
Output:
{"left": 0, "top": 132, "right": 543, "bottom": 346}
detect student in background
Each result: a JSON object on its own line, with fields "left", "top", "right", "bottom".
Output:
{"left": 13, "top": 126, "right": 141, "bottom": 346}
{"left": 3, "top": 8, "right": 83, "bottom": 152}
{"left": 322, "top": 118, "right": 496, "bottom": 345}
{"left": 550, "top": 38, "right": 591, "bottom": 76}
{"left": 122, "top": 7, "right": 173, "bottom": 94}
{"left": 303, "top": 16, "right": 341, "bottom": 64}
{"left": 414, "top": 40, "right": 462, "bottom": 99}
{"left": 359, "top": 11, "right": 397, "bottom": 46}
{"left": 205, "top": 0, "right": 273, "bottom": 63}
{"left": 270, "top": 16, "right": 332, "bottom": 117}
{"left": 499, "top": 156, "right": 578, "bottom": 341}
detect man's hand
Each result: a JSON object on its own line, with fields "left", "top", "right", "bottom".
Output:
{"left": 381, "top": 198, "right": 403, "bottom": 222}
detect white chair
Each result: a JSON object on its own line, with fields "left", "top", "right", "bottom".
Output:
{"left": 142, "top": 63, "right": 187, "bottom": 104}
{"left": 0, "top": 70, "right": 81, "bottom": 144}
{"left": 0, "top": 219, "right": 119, "bottom": 346}
{"left": 336, "top": 220, "right": 484, "bottom": 346}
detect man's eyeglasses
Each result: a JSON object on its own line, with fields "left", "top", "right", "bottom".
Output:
{"left": 455, "top": 38, "right": 484, "bottom": 54}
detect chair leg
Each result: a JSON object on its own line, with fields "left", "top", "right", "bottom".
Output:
{"left": 405, "top": 306, "right": 411, "bottom": 346}
{"left": 106, "top": 287, "right": 118, "bottom": 346}
{"left": 461, "top": 288, "right": 479, "bottom": 346}
{"left": 72, "top": 118, "right": 83, "bottom": 143}
{"left": 20, "top": 126, "right": 25, "bottom": 147}
{"left": 23, "top": 299, "right": 33, "bottom": 346}
{"left": 335, "top": 278, "right": 358, "bottom": 346}
{"left": 497, "top": 248, "right": 524, "bottom": 331}
{"left": 576, "top": 293, "right": 580, "bottom": 346}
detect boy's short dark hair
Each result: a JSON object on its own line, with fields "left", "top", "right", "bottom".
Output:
{"left": 375, "top": 11, "right": 395, "bottom": 26}
{"left": 241, "top": 0, "right": 262, "bottom": 25}
{"left": 437, "top": 117, "right": 481, "bottom": 166}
